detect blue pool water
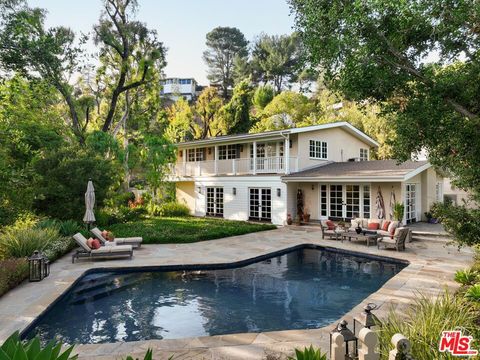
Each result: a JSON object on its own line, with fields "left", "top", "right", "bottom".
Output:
{"left": 24, "top": 247, "right": 406, "bottom": 344}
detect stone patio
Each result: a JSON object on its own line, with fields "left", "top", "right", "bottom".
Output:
{"left": 0, "top": 227, "right": 474, "bottom": 359}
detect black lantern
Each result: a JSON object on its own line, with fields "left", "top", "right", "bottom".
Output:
{"left": 330, "top": 320, "right": 358, "bottom": 359}
{"left": 28, "top": 250, "right": 45, "bottom": 282}
{"left": 354, "top": 303, "right": 380, "bottom": 335}
{"left": 43, "top": 256, "right": 50, "bottom": 279}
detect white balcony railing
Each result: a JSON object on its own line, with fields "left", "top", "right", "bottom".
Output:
{"left": 169, "top": 156, "right": 298, "bottom": 177}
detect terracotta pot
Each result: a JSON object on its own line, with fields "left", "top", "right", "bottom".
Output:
{"left": 303, "top": 214, "right": 311, "bottom": 223}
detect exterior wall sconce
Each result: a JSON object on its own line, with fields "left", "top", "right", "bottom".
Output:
{"left": 233, "top": 187, "right": 236, "bottom": 195}
{"left": 239, "top": 145, "right": 244, "bottom": 152}
{"left": 277, "top": 188, "right": 281, "bottom": 197}
{"left": 208, "top": 147, "right": 212, "bottom": 155}
{"left": 197, "top": 186, "right": 202, "bottom": 194}
{"left": 312, "top": 184, "right": 315, "bottom": 190}
{"left": 179, "top": 150, "right": 183, "bottom": 157}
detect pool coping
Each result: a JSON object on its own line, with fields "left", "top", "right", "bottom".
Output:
{"left": 20, "top": 243, "right": 409, "bottom": 340}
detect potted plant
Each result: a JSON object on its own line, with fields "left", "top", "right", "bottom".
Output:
{"left": 295, "top": 214, "right": 302, "bottom": 225}
{"left": 302, "top": 208, "right": 311, "bottom": 223}
{"left": 393, "top": 202, "right": 405, "bottom": 223}
{"left": 424, "top": 211, "right": 433, "bottom": 223}
{"left": 286, "top": 213, "right": 293, "bottom": 225}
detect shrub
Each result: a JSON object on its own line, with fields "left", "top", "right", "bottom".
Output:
{"left": 42, "top": 236, "right": 76, "bottom": 261}
{"left": 0, "top": 226, "right": 61, "bottom": 259}
{"left": 432, "top": 202, "right": 480, "bottom": 247}
{"left": 454, "top": 269, "right": 478, "bottom": 286}
{"left": 157, "top": 202, "right": 190, "bottom": 217}
{"left": 0, "top": 258, "right": 29, "bottom": 297}
{"left": 32, "top": 146, "right": 122, "bottom": 221}
{"left": 465, "top": 284, "right": 480, "bottom": 301}
{"left": 378, "top": 291, "right": 478, "bottom": 359}
{"left": 0, "top": 332, "right": 77, "bottom": 359}
{"left": 288, "top": 346, "right": 327, "bottom": 360}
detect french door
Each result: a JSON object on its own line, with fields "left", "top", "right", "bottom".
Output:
{"left": 206, "top": 187, "right": 224, "bottom": 217}
{"left": 406, "top": 184, "right": 417, "bottom": 223}
{"left": 249, "top": 188, "right": 272, "bottom": 221}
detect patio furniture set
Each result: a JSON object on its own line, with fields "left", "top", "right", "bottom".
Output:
{"left": 320, "top": 218, "right": 409, "bottom": 251}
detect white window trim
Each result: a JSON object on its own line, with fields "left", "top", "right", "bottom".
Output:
{"left": 360, "top": 148, "right": 369, "bottom": 161}
{"left": 309, "top": 140, "right": 328, "bottom": 160}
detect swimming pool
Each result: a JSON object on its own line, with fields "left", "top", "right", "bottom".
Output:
{"left": 23, "top": 246, "right": 406, "bottom": 345}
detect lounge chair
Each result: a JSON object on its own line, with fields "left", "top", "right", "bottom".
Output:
{"left": 377, "top": 227, "right": 409, "bottom": 251}
{"left": 91, "top": 227, "right": 143, "bottom": 248}
{"left": 72, "top": 233, "right": 133, "bottom": 263}
{"left": 320, "top": 220, "right": 345, "bottom": 240}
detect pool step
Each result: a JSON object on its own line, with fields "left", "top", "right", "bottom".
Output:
{"left": 68, "top": 274, "right": 143, "bottom": 304}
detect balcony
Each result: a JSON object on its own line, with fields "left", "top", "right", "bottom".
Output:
{"left": 169, "top": 156, "right": 299, "bottom": 177}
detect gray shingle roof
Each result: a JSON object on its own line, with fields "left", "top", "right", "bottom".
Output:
{"left": 283, "top": 160, "right": 430, "bottom": 179}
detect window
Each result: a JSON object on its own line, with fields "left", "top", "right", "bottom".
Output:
{"left": 346, "top": 185, "right": 360, "bottom": 218}
{"left": 329, "top": 185, "right": 343, "bottom": 218}
{"left": 363, "top": 185, "right": 370, "bottom": 218}
{"left": 309, "top": 140, "right": 328, "bottom": 159}
{"left": 206, "top": 187, "right": 223, "bottom": 217}
{"left": 360, "top": 148, "right": 369, "bottom": 161}
{"left": 218, "top": 145, "right": 237, "bottom": 160}
{"left": 320, "top": 185, "right": 327, "bottom": 217}
{"left": 187, "top": 148, "right": 204, "bottom": 162}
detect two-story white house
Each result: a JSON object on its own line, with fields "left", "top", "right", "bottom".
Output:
{"left": 169, "top": 122, "right": 443, "bottom": 225}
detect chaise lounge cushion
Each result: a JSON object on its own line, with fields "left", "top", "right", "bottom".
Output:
{"left": 91, "top": 227, "right": 142, "bottom": 247}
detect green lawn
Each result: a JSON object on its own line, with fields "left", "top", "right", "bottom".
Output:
{"left": 107, "top": 217, "right": 277, "bottom": 244}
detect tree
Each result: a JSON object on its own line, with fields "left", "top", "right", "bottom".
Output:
{"left": 252, "top": 85, "right": 274, "bottom": 111}
{"left": 164, "top": 98, "right": 194, "bottom": 142}
{"left": 290, "top": 0, "right": 480, "bottom": 242}
{"left": 192, "top": 87, "right": 224, "bottom": 139}
{"left": 203, "top": 27, "right": 248, "bottom": 99}
{"left": 250, "top": 91, "right": 315, "bottom": 132}
{"left": 251, "top": 33, "right": 303, "bottom": 92}
{"left": 0, "top": 0, "right": 167, "bottom": 142}
{"left": 218, "top": 79, "right": 254, "bottom": 134}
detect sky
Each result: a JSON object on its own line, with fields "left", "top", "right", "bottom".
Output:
{"left": 29, "top": 0, "right": 296, "bottom": 85}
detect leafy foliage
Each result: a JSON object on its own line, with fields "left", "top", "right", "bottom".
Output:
{"left": 252, "top": 85, "right": 274, "bottom": 110}
{"left": 432, "top": 201, "right": 480, "bottom": 246}
{"left": 219, "top": 79, "right": 254, "bottom": 134}
{"left": 288, "top": 346, "right": 327, "bottom": 360}
{"left": 32, "top": 146, "right": 121, "bottom": 221}
{"left": 0, "top": 332, "right": 77, "bottom": 360}
{"left": 377, "top": 292, "right": 479, "bottom": 359}
{"left": 465, "top": 284, "right": 480, "bottom": 302}
{"left": 290, "top": 0, "right": 480, "bottom": 241}
{"left": 154, "top": 202, "right": 190, "bottom": 217}
{"left": 454, "top": 269, "right": 478, "bottom": 286}
{"left": 0, "top": 225, "right": 60, "bottom": 259}
{"left": 251, "top": 33, "right": 303, "bottom": 92}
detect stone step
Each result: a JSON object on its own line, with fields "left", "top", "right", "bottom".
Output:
{"left": 411, "top": 235, "right": 453, "bottom": 243}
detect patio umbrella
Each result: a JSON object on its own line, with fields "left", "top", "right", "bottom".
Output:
{"left": 83, "top": 180, "right": 96, "bottom": 226}
{"left": 389, "top": 188, "right": 396, "bottom": 220}
{"left": 375, "top": 187, "right": 386, "bottom": 219}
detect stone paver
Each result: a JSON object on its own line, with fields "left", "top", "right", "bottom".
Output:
{"left": 0, "top": 227, "right": 473, "bottom": 359}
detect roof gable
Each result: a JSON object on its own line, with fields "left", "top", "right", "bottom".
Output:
{"left": 175, "top": 122, "right": 379, "bottom": 148}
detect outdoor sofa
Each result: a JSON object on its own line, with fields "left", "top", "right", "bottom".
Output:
{"left": 72, "top": 233, "right": 133, "bottom": 263}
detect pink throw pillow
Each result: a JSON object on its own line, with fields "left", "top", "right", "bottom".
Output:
{"left": 86, "top": 238, "right": 95, "bottom": 249}
{"left": 326, "top": 220, "right": 335, "bottom": 230}
{"left": 91, "top": 239, "right": 101, "bottom": 249}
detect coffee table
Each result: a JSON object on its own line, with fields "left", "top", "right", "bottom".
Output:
{"left": 341, "top": 231, "right": 381, "bottom": 247}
